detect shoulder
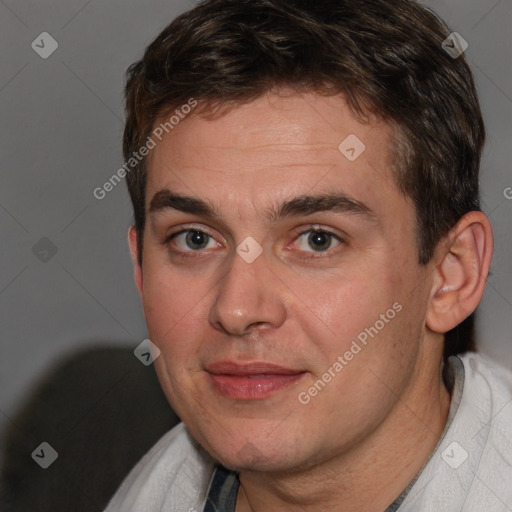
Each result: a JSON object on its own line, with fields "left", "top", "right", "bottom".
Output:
{"left": 456, "top": 352, "right": 512, "bottom": 460}
{"left": 452, "top": 352, "right": 512, "bottom": 508}
{"left": 458, "top": 351, "right": 512, "bottom": 408}
{"left": 400, "top": 352, "right": 512, "bottom": 511}
{"left": 103, "top": 422, "right": 215, "bottom": 512}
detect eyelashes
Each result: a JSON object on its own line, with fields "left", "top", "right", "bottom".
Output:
{"left": 293, "top": 228, "right": 343, "bottom": 253}
{"left": 164, "top": 225, "right": 345, "bottom": 257}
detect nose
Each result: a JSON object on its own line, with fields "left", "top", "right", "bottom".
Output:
{"left": 208, "top": 248, "right": 287, "bottom": 337}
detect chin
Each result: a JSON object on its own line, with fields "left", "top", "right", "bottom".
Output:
{"left": 195, "top": 427, "right": 308, "bottom": 473}
{"left": 218, "top": 448, "right": 296, "bottom": 473}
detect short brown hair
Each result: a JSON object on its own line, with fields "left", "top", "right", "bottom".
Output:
{"left": 123, "top": 0, "right": 485, "bottom": 359}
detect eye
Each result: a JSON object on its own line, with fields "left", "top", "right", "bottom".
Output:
{"left": 294, "top": 229, "right": 343, "bottom": 253}
{"left": 169, "top": 229, "right": 220, "bottom": 252}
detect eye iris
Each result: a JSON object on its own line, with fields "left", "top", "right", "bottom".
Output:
{"left": 308, "top": 231, "right": 331, "bottom": 251}
{"left": 186, "top": 231, "right": 209, "bottom": 249}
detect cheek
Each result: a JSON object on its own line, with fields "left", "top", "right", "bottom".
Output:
{"left": 142, "top": 273, "right": 208, "bottom": 413}
{"left": 299, "top": 263, "right": 419, "bottom": 396}
{"left": 141, "top": 268, "right": 204, "bottom": 355}
{"left": 303, "top": 269, "right": 396, "bottom": 353}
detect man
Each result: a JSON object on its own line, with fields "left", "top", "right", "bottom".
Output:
{"left": 105, "top": 0, "right": 512, "bottom": 510}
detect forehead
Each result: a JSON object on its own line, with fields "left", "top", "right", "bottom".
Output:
{"left": 145, "top": 92, "right": 404, "bottom": 218}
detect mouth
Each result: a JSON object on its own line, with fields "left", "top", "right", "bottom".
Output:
{"left": 205, "top": 361, "right": 307, "bottom": 400}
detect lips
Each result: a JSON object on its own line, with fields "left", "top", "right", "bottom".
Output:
{"left": 205, "top": 361, "right": 306, "bottom": 400}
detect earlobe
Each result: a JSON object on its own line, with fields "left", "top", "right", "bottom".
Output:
{"left": 128, "top": 226, "right": 144, "bottom": 297}
{"left": 426, "top": 211, "right": 493, "bottom": 334}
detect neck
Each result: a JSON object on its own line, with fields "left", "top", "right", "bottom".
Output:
{"left": 236, "top": 355, "right": 451, "bottom": 512}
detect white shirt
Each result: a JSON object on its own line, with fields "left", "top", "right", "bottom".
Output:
{"left": 103, "top": 352, "right": 512, "bottom": 511}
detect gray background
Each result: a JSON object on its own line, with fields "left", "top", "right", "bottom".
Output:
{"left": 0, "top": 0, "right": 511, "bottom": 466}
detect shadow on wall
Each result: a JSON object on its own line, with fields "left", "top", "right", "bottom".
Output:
{"left": 1, "top": 345, "right": 181, "bottom": 512}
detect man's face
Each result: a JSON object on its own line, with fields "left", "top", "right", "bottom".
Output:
{"left": 134, "top": 92, "right": 435, "bottom": 472}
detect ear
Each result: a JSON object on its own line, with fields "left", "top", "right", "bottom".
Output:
{"left": 128, "top": 226, "right": 143, "bottom": 297}
{"left": 426, "top": 211, "right": 493, "bottom": 334}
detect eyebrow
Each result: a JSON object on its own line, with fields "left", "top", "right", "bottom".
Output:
{"left": 149, "top": 189, "right": 377, "bottom": 223}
